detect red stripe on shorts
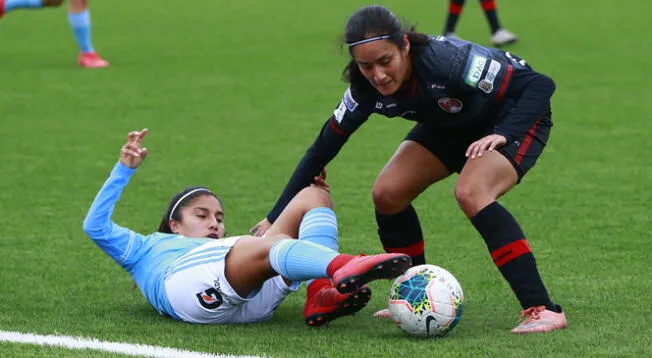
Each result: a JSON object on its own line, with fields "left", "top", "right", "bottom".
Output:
{"left": 515, "top": 120, "right": 540, "bottom": 164}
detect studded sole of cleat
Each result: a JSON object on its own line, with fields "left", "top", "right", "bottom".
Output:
{"left": 336, "top": 256, "right": 411, "bottom": 294}
{"left": 305, "top": 287, "right": 372, "bottom": 327}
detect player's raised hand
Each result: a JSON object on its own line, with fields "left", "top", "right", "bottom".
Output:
{"left": 465, "top": 134, "right": 507, "bottom": 159}
{"left": 120, "top": 128, "right": 149, "bottom": 169}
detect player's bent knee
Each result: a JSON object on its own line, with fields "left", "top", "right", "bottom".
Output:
{"left": 296, "top": 185, "right": 332, "bottom": 208}
{"left": 454, "top": 183, "right": 491, "bottom": 217}
{"left": 372, "top": 185, "right": 408, "bottom": 215}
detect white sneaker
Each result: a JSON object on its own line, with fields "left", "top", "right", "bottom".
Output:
{"left": 444, "top": 32, "right": 458, "bottom": 39}
{"left": 491, "top": 29, "right": 518, "bottom": 47}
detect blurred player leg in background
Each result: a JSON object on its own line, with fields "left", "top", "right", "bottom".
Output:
{"left": 0, "top": 0, "right": 62, "bottom": 19}
{"left": 443, "top": 0, "right": 518, "bottom": 47}
{"left": 68, "top": 0, "right": 108, "bottom": 68}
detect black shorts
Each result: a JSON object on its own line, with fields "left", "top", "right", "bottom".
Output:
{"left": 404, "top": 106, "right": 553, "bottom": 181}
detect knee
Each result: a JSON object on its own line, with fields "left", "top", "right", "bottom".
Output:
{"left": 296, "top": 185, "right": 332, "bottom": 208}
{"left": 44, "top": 0, "right": 64, "bottom": 7}
{"left": 372, "top": 183, "right": 406, "bottom": 215}
{"left": 454, "top": 182, "right": 484, "bottom": 216}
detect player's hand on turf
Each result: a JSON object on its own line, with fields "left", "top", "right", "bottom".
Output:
{"left": 465, "top": 134, "right": 506, "bottom": 159}
{"left": 120, "top": 128, "right": 149, "bottom": 169}
{"left": 250, "top": 218, "right": 272, "bottom": 237}
{"left": 312, "top": 168, "right": 330, "bottom": 193}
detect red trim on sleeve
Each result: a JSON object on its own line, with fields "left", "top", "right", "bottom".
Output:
{"left": 496, "top": 64, "right": 513, "bottom": 101}
{"left": 383, "top": 241, "right": 424, "bottom": 258}
{"left": 491, "top": 239, "right": 532, "bottom": 267}
{"left": 329, "top": 118, "right": 350, "bottom": 136}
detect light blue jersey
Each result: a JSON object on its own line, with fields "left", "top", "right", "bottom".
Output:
{"left": 83, "top": 162, "right": 213, "bottom": 320}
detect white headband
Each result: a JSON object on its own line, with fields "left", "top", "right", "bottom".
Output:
{"left": 168, "top": 188, "right": 213, "bottom": 221}
{"left": 347, "top": 34, "right": 392, "bottom": 47}
{"left": 347, "top": 30, "right": 403, "bottom": 48}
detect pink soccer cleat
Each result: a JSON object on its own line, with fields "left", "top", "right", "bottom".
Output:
{"left": 331, "top": 253, "right": 411, "bottom": 294}
{"left": 78, "top": 52, "right": 109, "bottom": 68}
{"left": 303, "top": 278, "right": 371, "bottom": 327}
{"left": 511, "top": 305, "right": 568, "bottom": 334}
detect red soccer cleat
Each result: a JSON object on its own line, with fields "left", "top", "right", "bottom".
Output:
{"left": 331, "top": 253, "right": 412, "bottom": 294}
{"left": 0, "top": 0, "right": 5, "bottom": 19}
{"left": 78, "top": 52, "right": 109, "bottom": 68}
{"left": 304, "top": 278, "right": 371, "bottom": 327}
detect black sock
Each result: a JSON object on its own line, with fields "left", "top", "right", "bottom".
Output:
{"left": 471, "top": 201, "right": 558, "bottom": 311}
{"left": 480, "top": 0, "right": 502, "bottom": 34}
{"left": 376, "top": 205, "right": 426, "bottom": 266}
{"left": 444, "top": 0, "right": 466, "bottom": 34}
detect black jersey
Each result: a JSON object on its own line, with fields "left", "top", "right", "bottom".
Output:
{"left": 267, "top": 36, "right": 555, "bottom": 222}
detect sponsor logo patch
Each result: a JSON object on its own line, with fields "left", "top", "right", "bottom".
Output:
{"left": 375, "top": 101, "right": 383, "bottom": 109}
{"left": 477, "top": 59, "right": 501, "bottom": 94}
{"left": 333, "top": 101, "right": 346, "bottom": 123}
{"left": 342, "top": 88, "right": 358, "bottom": 112}
{"left": 464, "top": 55, "right": 487, "bottom": 87}
{"left": 196, "top": 287, "right": 223, "bottom": 310}
{"left": 437, "top": 97, "right": 463, "bottom": 113}
{"left": 485, "top": 59, "right": 501, "bottom": 84}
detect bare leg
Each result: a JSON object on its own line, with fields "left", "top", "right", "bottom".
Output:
{"left": 223, "top": 235, "right": 287, "bottom": 297}
{"left": 264, "top": 185, "right": 332, "bottom": 239}
{"left": 455, "top": 151, "right": 517, "bottom": 217}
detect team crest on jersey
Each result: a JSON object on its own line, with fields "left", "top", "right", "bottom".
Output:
{"left": 196, "top": 287, "right": 223, "bottom": 310}
{"left": 478, "top": 79, "right": 493, "bottom": 94}
{"left": 437, "top": 98, "right": 463, "bottom": 113}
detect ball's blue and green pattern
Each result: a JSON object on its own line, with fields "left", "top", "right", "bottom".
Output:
{"left": 389, "top": 269, "right": 438, "bottom": 315}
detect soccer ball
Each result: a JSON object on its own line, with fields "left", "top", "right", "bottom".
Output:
{"left": 388, "top": 264, "right": 464, "bottom": 338}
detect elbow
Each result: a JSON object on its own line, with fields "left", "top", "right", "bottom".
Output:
{"left": 82, "top": 215, "right": 106, "bottom": 239}
{"left": 539, "top": 74, "right": 556, "bottom": 96}
{"left": 82, "top": 217, "right": 97, "bottom": 238}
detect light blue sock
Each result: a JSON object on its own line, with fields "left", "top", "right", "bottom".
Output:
{"left": 3, "top": 0, "right": 43, "bottom": 12}
{"left": 67, "top": 10, "right": 94, "bottom": 53}
{"left": 269, "top": 239, "right": 339, "bottom": 282}
{"left": 299, "top": 207, "right": 339, "bottom": 251}
{"left": 299, "top": 207, "right": 339, "bottom": 288}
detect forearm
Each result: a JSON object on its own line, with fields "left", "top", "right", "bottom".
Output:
{"left": 83, "top": 161, "right": 135, "bottom": 239}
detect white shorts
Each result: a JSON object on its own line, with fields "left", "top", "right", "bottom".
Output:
{"left": 164, "top": 236, "right": 299, "bottom": 324}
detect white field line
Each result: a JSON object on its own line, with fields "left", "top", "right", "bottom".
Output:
{"left": 0, "top": 330, "right": 264, "bottom": 358}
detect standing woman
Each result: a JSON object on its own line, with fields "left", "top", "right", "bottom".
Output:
{"left": 0, "top": 0, "right": 108, "bottom": 68}
{"left": 443, "top": 0, "right": 518, "bottom": 47}
{"left": 251, "top": 5, "right": 566, "bottom": 333}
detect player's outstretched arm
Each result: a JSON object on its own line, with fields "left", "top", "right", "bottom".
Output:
{"left": 82, "top": 129, "right": 149, "bottom": 266}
